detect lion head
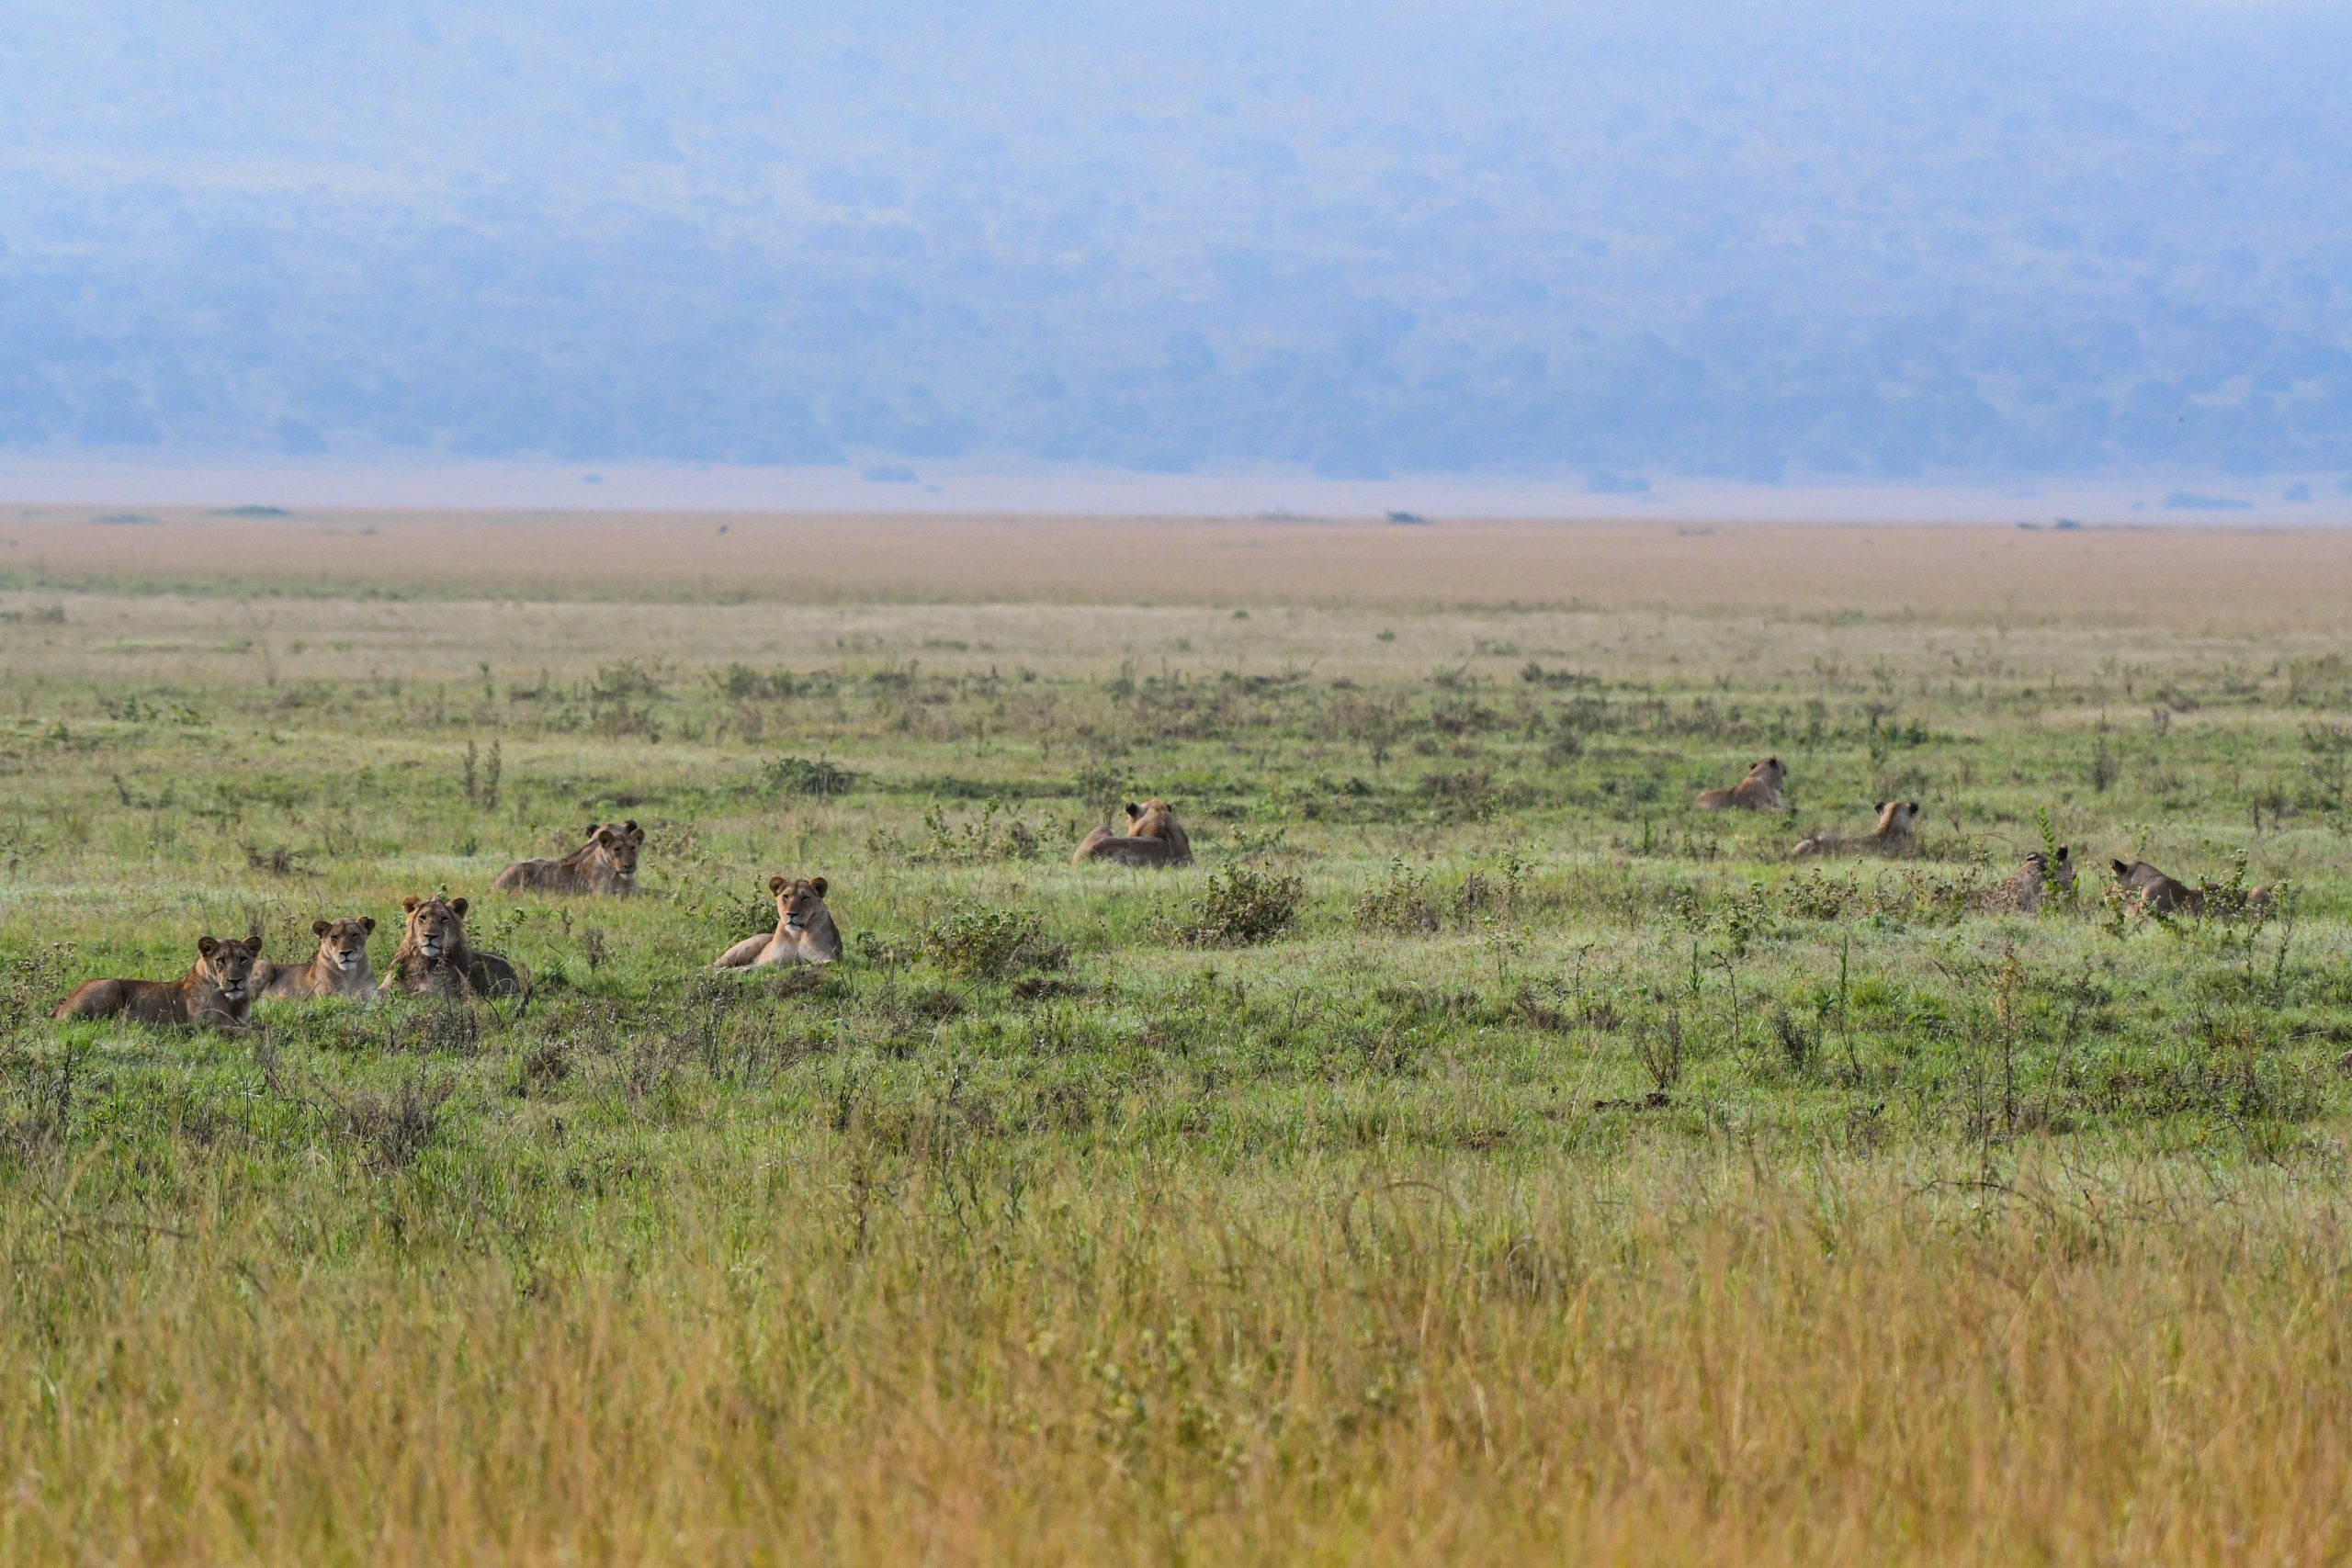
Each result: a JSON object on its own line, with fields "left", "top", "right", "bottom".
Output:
{"left": 768, "top": 875, "right": 831, "bottom": 934}
{"left": 196, "top": 935, "right": 261, "bottom": 1002}
{"left": 1125, "top": 800, "right": 1181, "bottom": 840}
{"left": 586, "top": 819, "right": 644, "bottom": 880}
{"left": 1874, "top": 799, "right": 1920, "bottom": 836}
{"left": 311, "top": 916, "right": 376, "bottom": 975}
{"left": 400, "top": 896, "right": 469, "bottom": 961}
{"left": 1751, "top": 758, "right": 1787, "bottom": 790}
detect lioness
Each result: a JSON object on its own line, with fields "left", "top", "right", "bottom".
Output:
{"left": 1075, "top": 799, "right": 1195, "bottom": 866}
{"left": 380, "top": 896, "right": 523, "bottom": 998}
{"left": 1792, "top": 800, "right": 1919, "bottom": 858}
{"left": 712, "top": 875, "right": 843, "bottom": 968}
{"left": 493, "top": 820, "right": 643, "bottom": 896}
{"left": 1980, "top": 847, "right": 2075, "bottom": 912}
{"left": 2109, "top": 859, "right": 2273, "bottom": 917}
{"left": 259, "top": 916, "right": 379, "bottom": 1001}
{"left": 1694, "top": 758, "right": 1787, "bottom": 811}
{"left": 54, "top": 935, "right": 261, "bottom": 1029}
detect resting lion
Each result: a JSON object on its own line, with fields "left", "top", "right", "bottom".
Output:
{"left": 1694, "top": 758, "right": 1787, "bottom": 812}
{"left": 380, "top": 896, "right": 523, "bottom": 998}
{"left": 1792, "top": 800, "right": 1919, "bottom": 859}
{"left": 1075, "top": 799, "right": 1195, "bottom": 867}
{"left": 1979, "top": 848, "right": 2075, "bottom": 912}
{"left": 54, "top": 935, "right": 261, "bottom": 1029}
{"left": 259, "top": 917, "right": 379, "bottom": 1001}
{"left": 493, "top": 820, "right": 642, "bottom": 896}
{"left": 2109, "top": 859, "right": 2273, "bottom": 918}
{"left": 712, "top": 875, "right": 842, "bottom": 968}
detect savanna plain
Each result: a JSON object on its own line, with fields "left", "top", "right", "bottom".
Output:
{"left": 6, "top": 512, "right": 2352, "bottom": 1563}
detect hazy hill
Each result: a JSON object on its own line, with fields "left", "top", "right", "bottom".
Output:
{"left": 6, "top": 0, "right": 2349, "bottom": 483}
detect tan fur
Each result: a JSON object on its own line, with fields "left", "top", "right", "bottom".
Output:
{"left": 1980, "top": 848, "right": 2075, "bottom": 913}
{"left": 53, "top": 936, "right": 261, "bottom": 1029}
{"left": 380, "top": 896, "right": 523, "bottom": 998}
{"left": 259, "top": 917, "right": 379, "bottom": 1001}
{"left": 2109, "top": 859, "right": 2273, "bottom": 918}
{"left": 494, "top": 820, "right": 643, "bottom": 895}
{"left": 1694, "top": 757, "right": 1788, "bottom": 812}
{"left": 712, "top": 876, "right": 843, "bottom": 968}
{"left": 1075, "top": 798, "right": 1195, "bottom": 866}
{"left": 1792, "top": 799, "right": 1919, "bottom": 859}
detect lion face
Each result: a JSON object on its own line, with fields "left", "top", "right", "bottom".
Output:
{"left": 589, "top": 819, "right": 644, "bottom": 879}
{"left": 1751, "top": 758, "right": 1787, "bottom": 789}
{"left": 401, "top": 896, "right": 469, "bottom": 960}
{"left": 313, "top": 916, "right": 376, "bottom": 973}
{"left": 1874, "top": 800, "right": 1920, "bottom": 834}
{"left": 768, "top": 875, "right": 831, "bottom": 932}
{"left": 196, "top": 935, "right": 261, "bottom": 1001}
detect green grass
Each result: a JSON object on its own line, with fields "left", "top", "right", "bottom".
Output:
{"left": 2, "top": 589, "right": 2351, "bottom": 1560}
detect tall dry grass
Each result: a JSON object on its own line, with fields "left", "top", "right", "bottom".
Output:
{"left": 4, "top": 1149, "right": 2344, "bottom": 1563}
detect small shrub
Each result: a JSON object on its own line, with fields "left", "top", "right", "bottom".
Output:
{"left": 1181, "top": 864, "right": 1305, "bottom": 948}
{"left": 759, "top": 754, "right": 856, "bottom": 798}
{"left": 1353, "top": 859, "right": 1441, "bottom": 935}
{"left": 327, "top": 1075, "right": 453, "bottom": 1172}
{"left": 921, "top": 904, "right": 1068, "bottom": 978}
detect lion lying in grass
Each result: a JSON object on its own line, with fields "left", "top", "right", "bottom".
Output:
{"left": 711, "top": 876, "right": 843, "bottom": 967}
{"left": 54, "top": 935, "right": 262, "bottom": 1029}
{"left": 1792, "top": 800, "right": 1918, "bottom": 858}
{"left": 1694, "top": 758, "right": 1786, "bottom": 811}
{"left": 1075, "top": 799, "right": 1194, "bottom": 867}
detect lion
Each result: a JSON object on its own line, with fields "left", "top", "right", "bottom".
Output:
{"left": 1694, "top": 758, "right": 1787, "bottom": 811}
{"left": 493, "top": 820, "right": 643, "bottom": 896}
{"left": 379, "top": 896, "right": 523, "bottom": 998}
{"left": 1075, "top": 798, "right": 1195, "bottom": 866}
{"left": 2109, "top": 859, "right": 2273, "bottom": 918}
{"left": 53, "top": 935, "right": 261, "bottom": 1029}
{"left": 1980, "top": 847, "right": 2075, "bottom": 912}
{"left": 258, "top": 916, "right": 379, "bottom": 1001}
{"left": 712, "top": 875, "right": 843, "bottom": 968}
{"left": 1792, "top": 799, "right": 1919, "bottom": 859}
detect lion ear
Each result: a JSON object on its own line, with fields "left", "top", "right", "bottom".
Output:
{"left": 2055, "top": 846, "right": 2069, "bottom": 859}
{"left": 1875, "top": 799, "right": 1890, "bottom": 812}
{"left": 198, "top": 935, "right": 220, "bottom": 956}
{"left": 2110, "top": 860, "right": 2130, "bottom": 876}
{"left": 810, "top": 876, "right": 828, "bottom": 897}
{"left": 622, "top": 819, "right": 640, "bottom": 839}
{"left": 402, "top": 895, "right": 422, "bottom": 913}
{"left": 362, "top": 915, "right": 378, "bottom": 932}
{"left": 1125, "top": 802, "right": 1141, "bottom": 819}
{"left": 1910, "top": 801, "right": 1921, "bottom": 813}
{"left": 450, "top": 897, "right": 469, "bottom": 917}
{"left": 313, "top": 919, "right": 332, "bottom": 936}
{"left": 769, "top": 874, "right": 787, "bottom": 895}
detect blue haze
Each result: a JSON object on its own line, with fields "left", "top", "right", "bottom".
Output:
{"left": 5, "top": 0, "right": 2350, "bottom": 484}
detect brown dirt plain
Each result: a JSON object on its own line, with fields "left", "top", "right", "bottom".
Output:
{"left": 5, "top": 507, "right": 2348, "bottom": 627}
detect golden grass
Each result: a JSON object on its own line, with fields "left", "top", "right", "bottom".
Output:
{"left": 7, "top": 509, "right": 2352, "bottom": 629}
{"left": 4, "top": 1154, "right": 2344, "bottom": 1564}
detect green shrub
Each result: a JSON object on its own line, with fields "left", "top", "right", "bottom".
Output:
{"left": 1182, "top": 864, "right": 1306, "bottom": 947}
{"left": 760, "top": 755, "right": 856, "bottom": 797}
{"left": 920, "top": 904, "right": 1068, "bottom": 978}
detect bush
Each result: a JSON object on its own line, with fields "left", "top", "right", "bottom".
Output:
{"left": 760, "top": 755, "right": 856, "bottom": 798}
{"left": 1353, "top": 859, "right": 1442, "bottom": 935}
{"left": 920, "top": 904, "right": 1068, "bottom": 978}
{"left": 1181, "top": 864, "right": 1306, "bottom": 947}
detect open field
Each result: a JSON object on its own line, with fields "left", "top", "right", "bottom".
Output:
{"left": 9, "top": 508, "right": 2352, "bottom": 626}
{"left": 5, "top": 518, "right": 2352, "bottom": 1562}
